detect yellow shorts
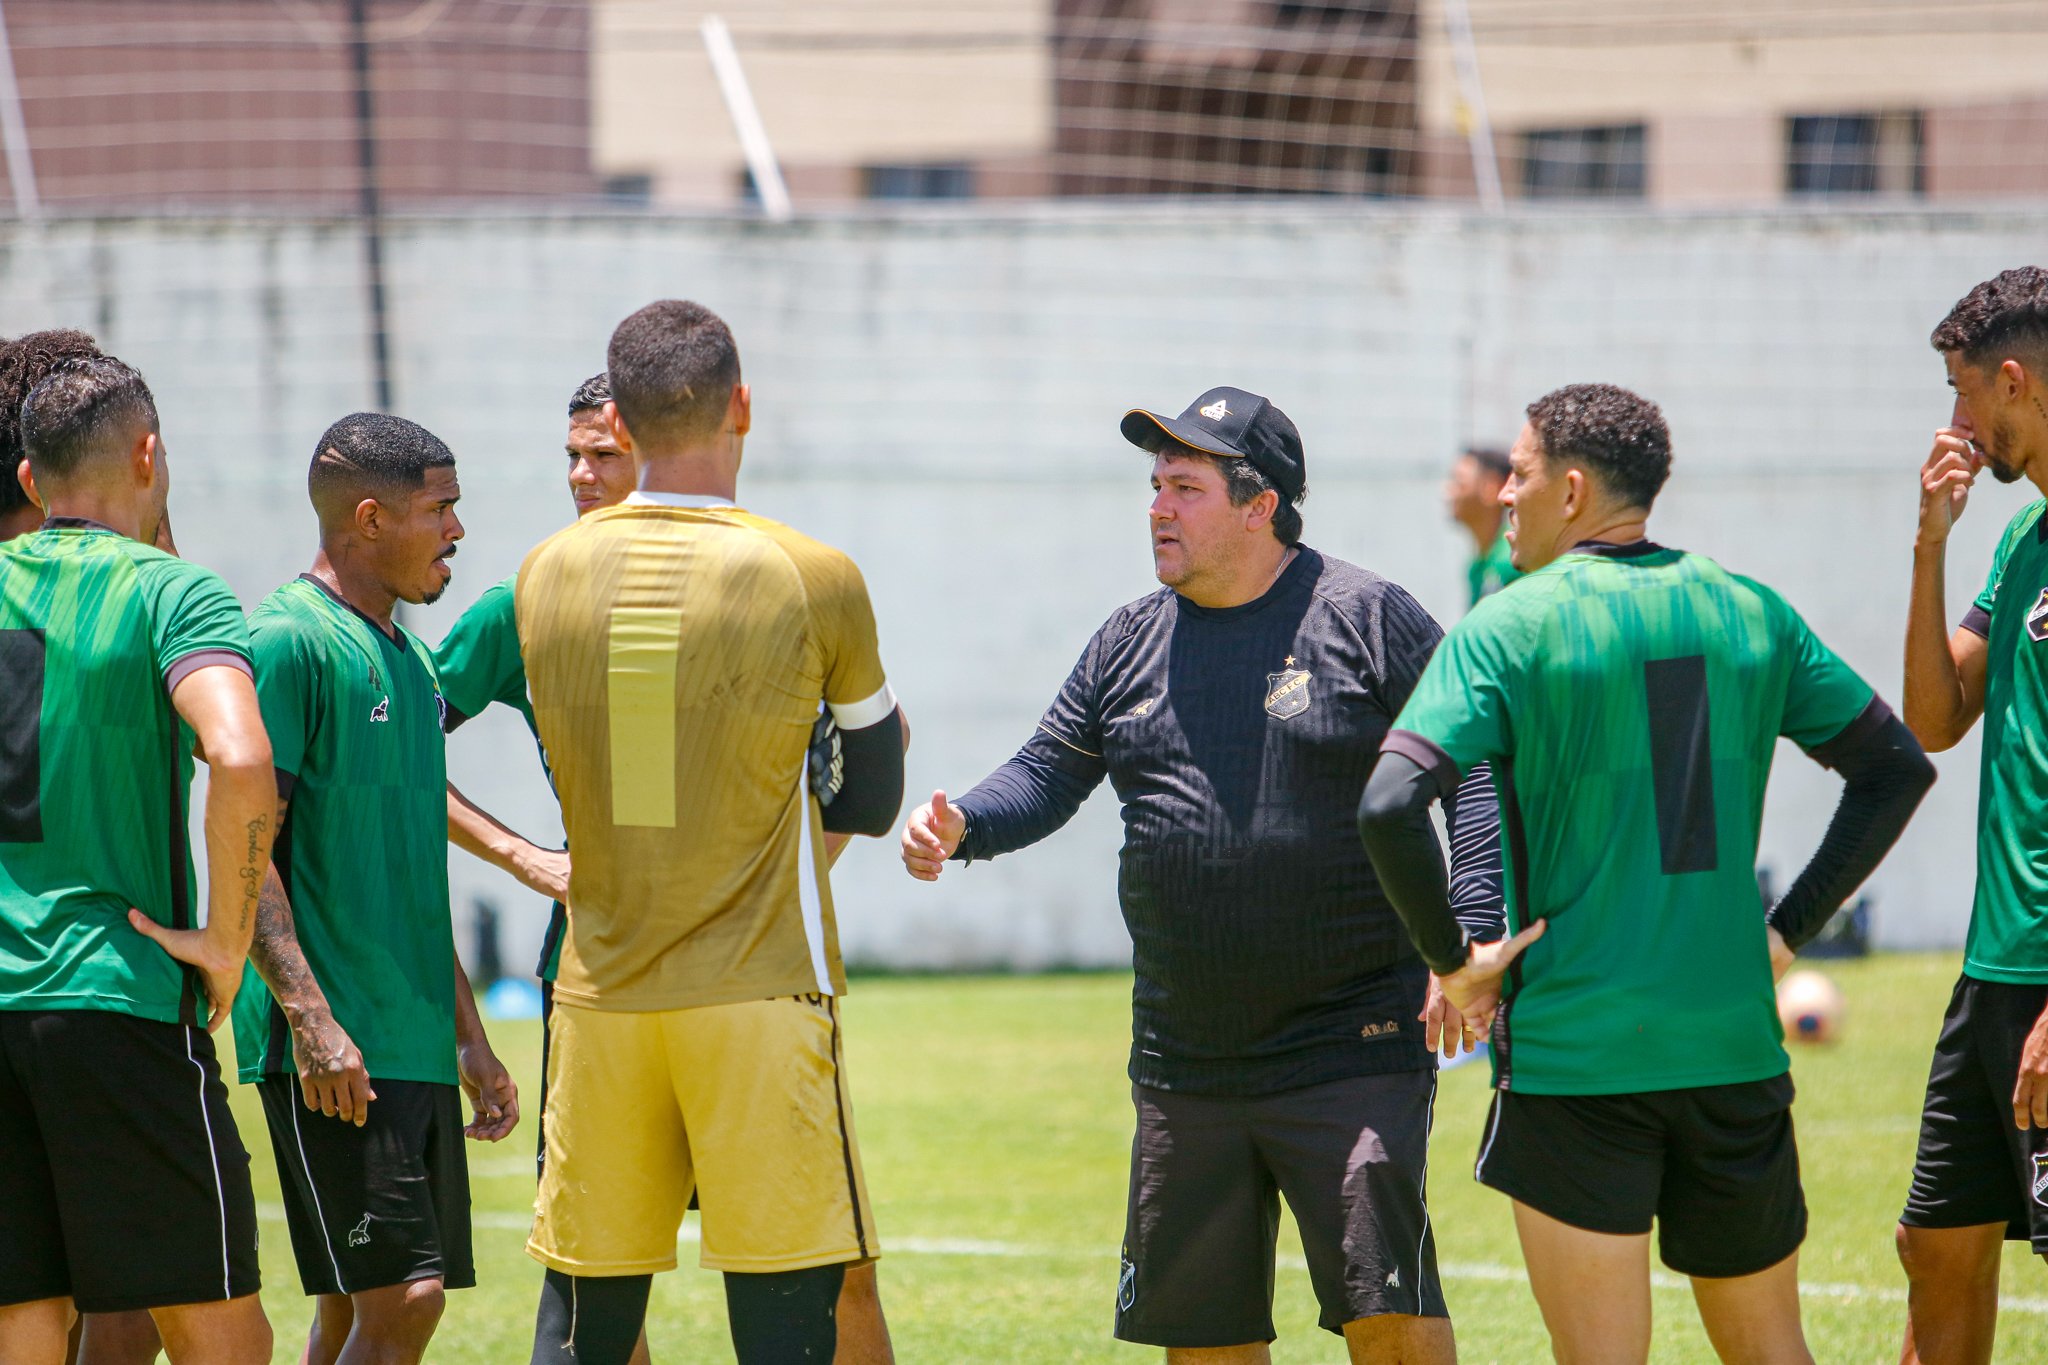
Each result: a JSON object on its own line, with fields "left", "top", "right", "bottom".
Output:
{"left": 527, "top": 993, "right": 877, "bottom": 1275}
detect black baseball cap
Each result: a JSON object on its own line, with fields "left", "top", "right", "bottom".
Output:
{"left": 1120, "top": 386, "right": 1306, "bottom": 502}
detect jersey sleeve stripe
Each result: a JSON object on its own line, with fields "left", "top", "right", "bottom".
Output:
{"left": 828, "top": 683, "right": 897, "bottom": 731}
{"left": 1381, "top": 729, "right": 1463, "bottom": 802}
{"left": 162, "top": 647, "right": 253, "bottom": 695}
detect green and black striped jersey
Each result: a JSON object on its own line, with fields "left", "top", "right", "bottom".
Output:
{"left": 1390, "top": 542, "right": 1873, "bottom": 1096}
{"left": 231, "top": 575, "right": 456, "bottom": 1085}
{"left": 0, "top": 520, "right": 252, "bottom": 1026}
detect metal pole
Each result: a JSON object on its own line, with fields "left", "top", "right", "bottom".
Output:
{"left": 349, "top": 0, "right": 394, "bottom": 411}
{"left": 0, "top": 0, "right": 43, "bottom": 220}
{"left": 701, "top": 14, "right": 792, "bottom": 222}
{"left": 1441, "top": 0, "right": 1504, "bottom": 213}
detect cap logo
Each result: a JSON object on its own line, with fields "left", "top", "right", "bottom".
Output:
{"left": 1200, "top": 399, "right": 1229, "bottom": 421}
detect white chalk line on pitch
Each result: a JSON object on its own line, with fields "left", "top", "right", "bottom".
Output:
{"left": 253, "top": 1205, "right": 2048, "bottom": 1314}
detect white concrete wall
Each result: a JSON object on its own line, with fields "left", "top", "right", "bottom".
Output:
{"left": 1, "top": 204, "right": 2030, "bottom": 970}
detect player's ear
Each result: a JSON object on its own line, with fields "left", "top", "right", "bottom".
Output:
{"left": 603, "top": 400, "right": 636, "bottom": 458}
{"left": 130, "top": 428, "right": 159, "bottom": 491}
{"left": 2001, "top": 357, "right": 2028, "bottom": 402}
{"left": 1562, "top": 466, "right": 1588, "bottom": 518}
{"left": 354, "top": 496, "right": 382, "bottom": 540}
{"left": 17, "top": 457, "right": 40, "bottom": 511}
{"left": 731, "top": 382, "right": 752, "bottom": 439}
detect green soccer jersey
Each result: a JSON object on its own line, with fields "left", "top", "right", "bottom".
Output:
{"left": 435, "top": 573, "right": 534, "bottom": 737}
{"left": 432, "top": 571, "right": 566, "bottom": 983}
{"left": 1961, "top": 500, "right": 2048, "bottom": 983}
{"left": 1392, "top": 542, "right": 1874, "bottom": 1095}
{"left": 231, "top": 575, "right": 456, "bottom": 1085}
{"left": 0, "top": 521, "right": 252, "bottom": 1027}
{"left": 1466, "top": 524, "right": 1523, "bottom": 607}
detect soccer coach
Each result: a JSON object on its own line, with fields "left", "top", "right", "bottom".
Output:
{"left": 901, "top": 388, "right": 1501, "bottom": 1363}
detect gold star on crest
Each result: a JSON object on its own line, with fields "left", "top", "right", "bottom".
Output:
{"left": 1284, "top": 656, "right": 1296, "bottom": 668}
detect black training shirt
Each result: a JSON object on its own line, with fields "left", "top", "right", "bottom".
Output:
{"left": 952, "top": 547, "right": 1503, "bottom": 1096}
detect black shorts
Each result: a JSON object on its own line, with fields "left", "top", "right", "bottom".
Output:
{"left": 0, "top": 1009, "right": 260, "bottom": 1312}
{"left": 1115, "top": 1069, "right": 1446, "bottom": 1348}
{"left": 1902, "top": 975, "right": 2048, "bottom": 1251}
{"left": 258, "top": 1076, "right": 475, "bottom": 1296}
{"left": 1474, "top": 1073, "right": 1804, "bottom": 1278}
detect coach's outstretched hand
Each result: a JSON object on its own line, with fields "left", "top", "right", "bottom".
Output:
{"left": 1434, "top": 920, "right": 1547, "bottom": 1034}
{"left": 292, "top": 1008, "right": 377, "bottom": 1126}
{"left": 902, "top": 790, "right": 965, "bottom": 880}
{"left": 128, "top": 908, "right": 243, "bottom": 1033}
{"left": 459, "top": 1040, "right": 520, "bottom": 1142}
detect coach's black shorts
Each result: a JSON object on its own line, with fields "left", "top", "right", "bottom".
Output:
{"left": 1474, "top": 1073, "right": 1803, "bottom": 1278}
{"left": 258, "top": 1076, "right": 475, "bottom": 1296}
{"left": 1115, "top": 1069, "right": 1446, "bottom": 1347}
{"left": 1902, "top": 975, "right": 2048, "bottom": 1252}
{"left": 0, "top": 1009, "right": 260, "bottom": 1312}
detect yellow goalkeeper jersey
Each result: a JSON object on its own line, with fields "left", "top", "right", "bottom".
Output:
{"left": 516, "top": 492, "right": 894, "bottom": 1010}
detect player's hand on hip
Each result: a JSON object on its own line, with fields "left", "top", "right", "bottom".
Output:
{"left": 1437, "top": 920, "right": 1547, "bottom": 1031}
{"left": 290, "top": 1008, "right": 377, "bottom": 1126}
{"left": 513, "top": 843, "right": 571, "bottom": 903}
{"left": 458, "top": 1040, "right": 520, "bottom": 1142}
{"left": 1420, "top": 973, "right": 1476, "bottom": 1058}
{"left": 1766, "top": 926, "right": 1796, "bottom": 982}
{"left": 127, "top": 909, "right": 241, "bottom": 1033}
{"left": 902, "top": 789, "right": 965, "bottom": 881}
{"left": 2013, "top": 1002, "right": 2048, "bottom": 1132}
{"left": 1918, "top": 428, "right": 1982, "bottom": 546}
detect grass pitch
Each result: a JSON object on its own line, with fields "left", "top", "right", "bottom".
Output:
{"left": 223, "top": 953, "right": 2048, "bottom": 1362}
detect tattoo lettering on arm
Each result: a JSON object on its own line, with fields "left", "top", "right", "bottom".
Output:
{"left": 237, "top": 812, "right": 269, "bottom": 937}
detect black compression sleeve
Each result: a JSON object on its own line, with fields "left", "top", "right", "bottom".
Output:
{"left": 821, "top": 708, "right": 905, "bottom": 836}
{"left": 529, "top": 1269, "right": 651, "bottom": 1365}
{"left": 724, "top": 1263, "right": 846, "bottom": 1363}
{"left": 1358, "top": 750, "right": 1470, "bottom": 976}
{"left": 952, "top": 730, "right": 1106, "bottom": 862}
{"left": 1447, "top": 761, "right": 1506, "bottom": 941}
{"left": 1767, "top": 700, "right": 1936, "bottom": 950}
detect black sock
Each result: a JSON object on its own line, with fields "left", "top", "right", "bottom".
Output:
{"left": 529, "top": 1268, "right": 652, "bottom": 1365}
{"left": 723, "top": 1262, "right": 847, "bottom": 1363}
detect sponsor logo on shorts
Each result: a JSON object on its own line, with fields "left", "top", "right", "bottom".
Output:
{"left": 1129, "top": 698, "right": 1155, "bottom": 718}
{"left": 1265, "top": 666, "right": 1312, "bottom": 720}
{"left": 2029, "top": 589, "right": 2048, "bottom": 645}
{"left": 1360, "top": 1020, "right": 1400, "bottom": 1039}
{"left": 1118, "top": 1255, "right": 1137, "bottom": 1312}
{"left": 369, "top": 696, "right": 390, "bottom": 723}
{"left": 347, "top": 1213, "right": 372, "bottom": 1247}
{"left": 1387, "top": 1268, "right": 1401, "bottom": 1288}
{"left": 2033, "top": 1153, "right": 2048, "bottom": 1207}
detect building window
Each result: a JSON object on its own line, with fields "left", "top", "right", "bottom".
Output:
{"left": 862, "top": 163, "right": 976, "bottom": 200}
{"left": 1520, "top": 124, "right": 1646, "bottom": 199}
{"left": 1786, "top": 112, "right": 1923, "bottom": 195}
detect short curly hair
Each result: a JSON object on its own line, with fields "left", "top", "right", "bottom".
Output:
{"left": 0, "top": 328, "right": 104, "bottom": 517}
{"left": 1931, "top": 267, "right": 2048, "bottom": 370}
{"left": 1525, "top": 383, "right": 1671, "bottom": 512}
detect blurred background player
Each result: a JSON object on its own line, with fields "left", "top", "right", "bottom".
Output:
{"left": 230, "top": 413, "right": 518, "bottom": 1365}
{"left": 518, "top": 301, "right": 906, "bottom": 1365}
{"left": 1444, "top": 445, "right": 1520, "bottom": 607}
{"left": 1900, "top": 266, "right": 2048, "bottom": 1364}
{"left": 433, "top": 371, "right": 897, "bottom": 1364}
{"left": 0, "top": 357, "right": 277, "bottom": 1364}
{"left": 901, "top": 387, "right": 1502, "bottom": 1364}
{"left": 1360, "top": 383, "right": 1933, "bottom": 1365}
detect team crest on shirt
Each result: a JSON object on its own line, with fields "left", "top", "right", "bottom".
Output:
{"left": 2034, "top": 1153, "right": 2048, "bottom": 1206}
{"left": 2027, "top": 588, "right": 2048, "bottom": 644}
{"left": 1265, "top": 666, "right": 1312, "bottom": 720}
